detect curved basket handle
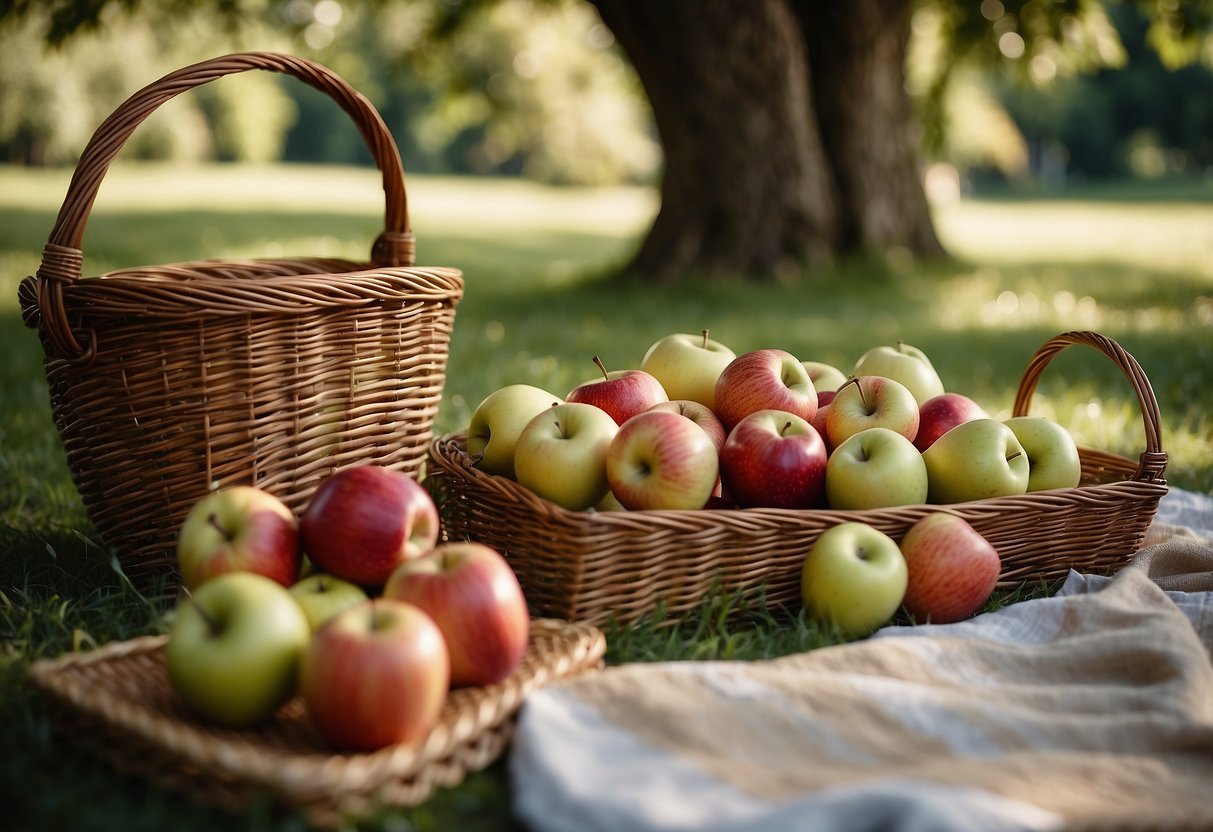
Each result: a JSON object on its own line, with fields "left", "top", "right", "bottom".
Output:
{"left": 26, "top": 52, "right": 413, "bottom": 358}
{"left": 1012, "top": 330, "right": 1167, "bottom": 484}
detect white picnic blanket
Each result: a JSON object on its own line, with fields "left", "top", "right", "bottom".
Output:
{"left": 510, "top": 487, "right": 1213, "bottom": 832}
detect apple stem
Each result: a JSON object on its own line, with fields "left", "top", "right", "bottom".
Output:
{"left": 701, "top": 329, "right": 710, "bottom": 349}
{"left": 207, "top": 512, "right": 233, "bottom": 543}
{"left": 181, "top": 585, "right": 223, "bottom": 637}
{"left": 781, "top": 420, "right": 794, "bottom": 437}
{"left": 592, "top": 355, "right": 610, "bottom": 381}
{"left": 1008, "top": 451, "right": 1024, "bottom": 462}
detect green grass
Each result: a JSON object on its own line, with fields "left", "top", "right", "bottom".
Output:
{"left": 2, "top": 163, "right": 1211, "bottom": 831}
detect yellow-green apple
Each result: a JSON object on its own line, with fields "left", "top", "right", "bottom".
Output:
{"left": 851, "top": 342, "right": 945, "bottom": 406}
{"left": 713, "top": 349, "right": 817, "bottom": 431}
{"left": 513, "top": 402, "right": 619, "bottom": 510}
{"left": 899, "top": 513, "right": 1001, "bottom": 623}
{"left": 801, "top": 522, "right": 908, "bottom": 639}
{"left": 605, "top": 409, "right": 720, "bottom": 510}
{"left": 299, "top": 599, "right": 449, "bottom": 751}
{"left": 467, "top": 384, "right": 562, "bottom": 479}
{"left": 801, "top": 360, "right": 849, "bottom": 393}
{"left": 646, "top": 399, "right": 727, "bottom": 450}
{"left": 300, "top": 465, "right": 440, "bottom": 587}
{"left": 914, "top": 392, "right": 988, "bottom": 452}
{"left": 176, "top": 486, "right": 300, "bottom": 589}
{"left": 384, "top": 541, "right": 530, "bottom": 687}
{"left": 826, "top": 427, "right": 929, "bottom": 510}
{"left": 1004, "top": 416, "right": 1082, "bottom": 492}
{"left": 565, "top": 356, "right": 668, "bottom": 426}
{"left": 640, "top": 330, "right": 736, "bottom": 409}
{"left": 826, "top": 376, "right": 920, "bottom": 448}
{"left": 289, "top": 573, "right": 369, "bottom": 631}
{"left": 922, "top": 419, "right": 1030, "bottom": 503}
{"left": 165, "top": 571, "right": 311, "bottom": 727}
{"left": 719, "top": 410, "right": 828, "bottom": 509}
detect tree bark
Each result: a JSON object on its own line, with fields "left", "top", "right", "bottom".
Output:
{"left": 591, "top": 0, "right": 842, "bottom": 281}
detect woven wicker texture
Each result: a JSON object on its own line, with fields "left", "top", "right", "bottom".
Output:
{"left": 16, "top": 53, "right": 464, "bottom": 585}
{"left": 26, "top": 618, "right": 605, "bottom": 827}
{"left": 428, "top": 331, "right": 1169, "bottom": 626}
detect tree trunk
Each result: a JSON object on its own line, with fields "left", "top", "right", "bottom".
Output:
{"left": 591, "top": 0, "right": 943, "bottom": 281}
{"left": 591, "top": 0, "right": 842, "bottom": 281}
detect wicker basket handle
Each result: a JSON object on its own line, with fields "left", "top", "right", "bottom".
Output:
{"left": 1012, "top": 330, "right": 1167, "bottom": 484}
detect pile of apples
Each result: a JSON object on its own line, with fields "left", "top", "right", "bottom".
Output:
{"left": 466, "top": 330, "right": 1086, "bottom": 634}
{"left": 164, "top": 466, "right": 530, "bottom": 751}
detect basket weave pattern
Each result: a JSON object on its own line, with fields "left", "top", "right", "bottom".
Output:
{"left": 428, "top": 331, "right": 1169, "bottom": 626}
{"left": 27, "top": 618, "right": 605, "bottom": 826}
{"left": 17, "top": 53, "right": 463, "bottom": 583}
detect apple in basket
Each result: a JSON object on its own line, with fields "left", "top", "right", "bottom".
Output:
{"left": 826, "top": 375, "right": 920, "bottom": 448}
{"left": 915, "top": 392, "right": 988, "bottom": 452}
{"left": 300, "top": 465, "right": 440, "bottom": 587}
{"left": 646, "top": 400, "right": 727, "bottom": 451}
{"left": 606, "top": 409, "right": 720, "bottom": 511}
{"left": 176, "top": 485, "right": 301, "bottom": 590}
{"left": 801, "top": 522, "right": 908, "bottom": 639}
{"left": 1004, "top": 416, "right": 1082, "bottom": 492}
{"left": 466, "top": 384, "right": 563, "bottom": 479}
{"left": 640, "top": 330, "right": 736, "bottom": 410}
{"left": 900, "top": 513, "right": 1001, "bottom": 624}
{"left": 922, "top": 419, "right": 1030, "bottom": 503}
{"left": 719, "top": 409, "right": 827, "bottom": 509}
{"left": 801, "top": 360, "right": 849, "bottom": 394}
{"left": 165, "top": 571, "right": 311, "bottom": 728}
{"left": 384, "top": 541, "right": 530, "bottom": 687}
{"left": 300, "top": 599, "right": 450, "bottom": 751}
{"left": 289, "top": 573, "right": 369, "bottom": 632}
{"left": 565, "top": 356, "right": 668, "bottom": 426}
{"left": 825, "top": 427, "right": 928, "bottom": 510}
{"left": 713, "top": 349, "right": 817, "bottom": 431}
{"left": 850, "top": 341, "right": 945, "bottom": 407}
{"left": 513, "top": 401, "right": 620, "bottom": 510}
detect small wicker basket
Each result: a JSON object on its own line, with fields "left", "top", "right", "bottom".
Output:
{"left": 17, "top": 53, "right": 464, "bottom": 585}
{"left": 427, "top": 331, "right": 1169, "bottom": 626}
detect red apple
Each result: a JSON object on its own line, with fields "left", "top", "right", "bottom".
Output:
{"left": 810, "top": 390, "right": 836, "bottom": 454}
{"left": 176, "top": 486, "right": 301, "bottom": 589}
{"left": 719, "top": 409, "right": 828, "bottom": 509}
{"left": 606, "top": 409, "right": 720, "bottom": 510}
{"left": 300, "top": 465, "right": 440, "bottom": 587}
{"left": 713, "top": 349, "right": 817, "bottom": 432}
{"left": 899, "top": 513, "right": 1001, "bottom": 624}
{"left": 565, "top": 356, "right": 668, "bottom": 425}
{"left": 826, "top": 375, "right": 920, "bottom": 448}
{"left": 300, "top": 599, "right": 450, "bottom": 751}
{"left": 914, "top": 393, "right": 988, "bottom": 452}
{"left": 646, "top": 399, "right": 727, "bottom": 450}
{"left": 383, "top": 542, "right": 530, "bottom": 687}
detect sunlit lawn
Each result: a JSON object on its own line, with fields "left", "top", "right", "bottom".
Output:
{"left": 1, "top": 163, "right": 1210, "bottom": 831}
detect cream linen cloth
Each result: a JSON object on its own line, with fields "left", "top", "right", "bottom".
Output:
{"left": 510, "top": 488, "right": 1213, "bottom": 832}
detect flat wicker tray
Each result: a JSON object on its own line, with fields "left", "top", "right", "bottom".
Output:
{"left": 427, "top": 331, "right": 1169, "bottom": 626}
{"left": 26, "top": 618, "right": 605, "bottom": 827}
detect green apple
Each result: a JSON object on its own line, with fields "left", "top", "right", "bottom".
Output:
{"left": 801, "top": 360, "right": 849, "bottom": 393}
{"left": 640, "top": 330, "right": 736, "bottom": 410}
{"left": 801, "top": 522, "right": 908, "bottom": 639}
{"left": 826, "top": 427, "right": 928, "bottom": 510}
{"left": 1004, "top": 416, "right": 1082, "bottom": 492}
{"left": 851, "top": 342, "right": 945, "bottom": 407}
{"left": 466, "top": 384, "right": 563, "bottom": 479}
{"left": 513, "top": 402, "right": 620, "bottom": 510}
{"left": 922, "top": 418, "right": 1030, "bottom": 503}
{"left": 165, "top": 571, "right": 311, "bottom": 728}
{"left": 289, "top": 573, "right": 369, "bottom": 631}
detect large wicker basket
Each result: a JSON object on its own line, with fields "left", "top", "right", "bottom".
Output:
{"left": 427, "top": 331, "right": 1169, "bottom": 626}
{"left": 17, "top": 53, "right": 464, "bottom": 585}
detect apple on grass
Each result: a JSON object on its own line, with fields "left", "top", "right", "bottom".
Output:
{"left": 165, "top": 571, "right": 311, "bottom": 728}
{"left": 801, "top": 522, "right": 908, "bottom": 639}
{"left": 713, "top": 349, "right": 818, "bottom": 432}
{"left": 826, "top": 427, "right": 928, "bottom": 510}
{"left": 802, "top": 360, "right": 849, "bottom": 394}
{"left": 513, "top": 402, "right": 619, "bottom": 510}
{"left": 300, "top": 599, "right": 450, "bottom": 751}
{"left": 176, "top": 485, "right": 301, "bottom": 590}
{"left": 566, "top": 356, "right": 668, "bottom": 426}
{"left": 300, "top": 465, "right": 440, "bottom": 588}
{"left": 826, "top": 375, "right": 920, "bottom": 448}
{"left": 466, "top": 384, "right": 562, "bottom": 479}
{"left": 384, "top": 541, "right": 530, "bottom": 687}
{"left": 915, "top": 392, "right": 988, "bottom": 452}
{"left": 1004, "top": 416, "right": 1082, "bottom": 492}
{"left": 851, "top": 342, "right": 945, "bottom": 407}
{"left": 606, "top": 409, "right": 720, "bottom": 510}
{"left": 719, "top": 410, "right": 827, "bottom": 509}
{"left": 640, "top": 330, "right": 736, "bottom": 410}
{"left": 900, "top": 513, "right": 1001, "bottom": 624}
{"left": 922, "top": 418, "right": 1030, "bottom": 503}
{"left": 289, "top": 573, "right": 369, "bottom": 631}
{"left": 647, "top": 400, "right": 727, "bottom": 451}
